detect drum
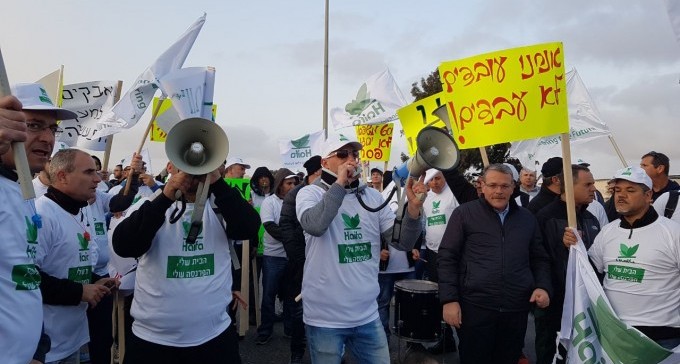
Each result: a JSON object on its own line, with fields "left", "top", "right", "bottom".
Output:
{"left": 393, "top": 279, "right": 442, "bottom": 343}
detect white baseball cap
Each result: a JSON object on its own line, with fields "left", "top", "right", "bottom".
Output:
{"left": 225, "top": 157, "right": 251, "bottom": 169}
{"left": 11, "top": 83, "right": 78, "bottom": 120}
{"left": 321, "top": 133, "right": 362, "bottom": 158}
{"left": 503, "top": 163, "right": 519, "bottom": 181}
{"left": 424, "top": 168, "right": 442, "bottom": 184}
{"left": 610, "top": 166, "right": 652, "bottom": 190}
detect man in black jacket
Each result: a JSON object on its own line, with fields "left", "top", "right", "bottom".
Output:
{"left": 534, "top": 164, "right": 600, "bottom": 364}
{"left": 528, "top": 157, "right": 563, "bottom": 214}
{"left": 279, "top": 155, "right": 322, "bottom": 364}
{"left": 438, "top": 163, "right": 552, "bottom": 364}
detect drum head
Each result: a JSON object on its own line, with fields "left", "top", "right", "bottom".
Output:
{"left": 394, "top": 279, "right": 438, "bottom": 293}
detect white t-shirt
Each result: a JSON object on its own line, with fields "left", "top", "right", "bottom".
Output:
{"left": 35, "top": 196, "right": 94, "bottom": 362}
{"left": 32, "top": 175, "right": 49, "bottom": 198}
{"left": 260, "top": 194, "right": 287, "bottom": 258}
{"left": 588, "top": 216, "right": 680, "bottom": 328}
{"left": 297, "top": 184, "right": 394, "bottom": 328}
{"left": 586, "top": 201, "right": 609, "bottom": 229}
{"left": 0, "top": 176, "right": 43, "bottom": 364}
{"left": 653, "top": 191, "right": 680, "bottom": 224}
{"left": 379, "top": 182, "right": 414, "bottom": 274}
{"left": 86, "top": 191, "right": 114, "bottom": 276}
{"left": 124, "top": 198, "right": 233, "bottom": 346}
{"left": 423, "top": 185, "right": 459, "bottom": 252}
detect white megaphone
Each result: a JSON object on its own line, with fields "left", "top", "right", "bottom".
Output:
{"left": 165, "top": 117, "right": 229, "bottom": 243}
{"left": 393, "top": 126, "right": 459, "bottom": 185}
{"left": 165, "top": 117, "right": 229, "bottom": 176}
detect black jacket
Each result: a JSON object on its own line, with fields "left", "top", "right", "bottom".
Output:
{"left": 113, "top": 179, "right": 261, "bottom": 258}
{"left": 536, "top": 199, "right": 600, "bottom": 308}
{"left": 527, "top": 186, "right": 560, "bottom": 214}
{"left": 438, "top": 198, "right": 552, "bottom": 312}
{"left": 279, "top": 181, "right": 307, "bottom": 297}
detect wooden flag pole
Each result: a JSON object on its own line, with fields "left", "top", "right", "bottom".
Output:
{"left": 101, "top": 81, "right": 123, "bottom": 173}
{"left": 608, "top": 135, "right": 628, "bottom": 168}
{"left": 238, "top": 240, "right": 251, "bottom": 336}
{"left": 479, "top": 146, "right": 490, "bottom": 167}
{"left": 123, "top": 96, "right": 166, "bottom": 195}
{"left": 560, "top": 133, "right": 577, "bottom": 228}
{"left": 0, "top": 47, "right": 35, "bottom": 200}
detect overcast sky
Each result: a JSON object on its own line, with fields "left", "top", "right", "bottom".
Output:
{"left": 2, "top": 0, "right": 680, "bottom": 178}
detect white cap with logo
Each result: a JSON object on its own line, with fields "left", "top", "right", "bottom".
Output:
{"left": 11, "top": 83, "right": 78, "bottom": 120}
{"left": 321, "top": 133, "right": 362, "bottom": 158}
{"left": 610, "top": 166, "right": 653, "bottom": 189}
{"left": 225, "top": 157, "right": 251, "bottom": 169}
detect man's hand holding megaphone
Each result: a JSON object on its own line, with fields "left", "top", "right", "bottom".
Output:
{"left": 404, "top": 174, "right": 427, "bottom": 219}
{"left": 335, "top": 159, "right": 360, "bottom": 187}
{"left": 162, "top": 165, "right": 223, "bottom": 202}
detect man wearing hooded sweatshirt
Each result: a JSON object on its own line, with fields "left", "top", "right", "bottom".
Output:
{"left": 296, "top": 134, "right": 426, "bottom": 363}
{"left": 255, "top": 168, "right": 300, "bottom": 345}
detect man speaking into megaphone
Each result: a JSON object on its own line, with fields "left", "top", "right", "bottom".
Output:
{"left": 112, "top": 119, "right": 261, "bottom": 363}
{"left": 296, "top": 134, "right": 427, "bottom": 363}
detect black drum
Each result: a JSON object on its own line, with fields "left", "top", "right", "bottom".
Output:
{"left": 393, "top": 279, "right": 442, "bottom": 343}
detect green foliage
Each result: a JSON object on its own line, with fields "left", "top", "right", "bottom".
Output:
{"left": 409, "top": 68, "right": 519, "bottom": 178}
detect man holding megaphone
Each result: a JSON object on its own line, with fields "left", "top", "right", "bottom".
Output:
{"left": 296, "top": 134, "right": 427, "bottom": 364}
{"left": 112, "top": 118, "right": 261, "bottom": 363}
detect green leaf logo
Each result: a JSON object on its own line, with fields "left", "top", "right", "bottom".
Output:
{"left": 132, "top": 195, "right": 142, "bottom": 204}
{"left": 619, "top": 243, "right": 639, "bottom": 258}
{"left": 291, "top": 134, "right": 310, "bottom": 149}
{"left": 433, "top": 201, "right": 441, "bottom": 209}
{"left": 77, "top": 233, "right": 89, "bottom": 251}
{"left": 621, "top": 167, "right": 633, "bottom": 176}
{"left": 339, "top": 134, "right": 349, "bottom": 142}
{"left": 341, "top": 213, "right": 361, "bottom": 230}
{"left": 182, "top": 221, "right": 191, "bottom": 237}
{"left": 25, "top": 216, "right": 38, "bottom": 244}
{"left": 344, "top": 83, "right": 376, "bottom": 116}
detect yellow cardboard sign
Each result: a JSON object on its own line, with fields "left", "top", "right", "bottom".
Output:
{"left": 437, "top": 42, "right": 569, "bottom": 149}
{"left": 397, "top": 92, "right": 450, "bottom": 155}
{"left": 354, "top": 123, "right": 393, "bottom": 162}
{"left": 150, "top": 98, "right": 218, "bottom": 142}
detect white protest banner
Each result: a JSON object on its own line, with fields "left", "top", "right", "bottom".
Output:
{"left": 278, "top": 130, "right": 325, "bottom": 171}
{"left": 330, "top": 68, "right": 409, "bottom": 129}
{"left": 558, "top": 236, "right": 680, "bottom": 363}
{"left": 93, "top": 14, "right": 206, "bottom": 138}
{"left": 509, "top": 68, "right": 612, "bottom": 168}
{"left": 158, "top": 66, "right": 214, "bottom": 126}
{"left": 58, "top": 81, "right": 119, "bottom": 151}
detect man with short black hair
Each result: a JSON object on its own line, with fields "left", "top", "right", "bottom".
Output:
{"left": 640, "top": 151, "right": 679, "bottom": 201}
{"left": 528, "top": 157, "right": 563, "bottom": 214}
{"left": 582, "top": 166, "right": 680, "bottom": 349}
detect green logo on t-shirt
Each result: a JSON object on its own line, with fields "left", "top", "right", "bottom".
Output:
{"left": 68, "top": 265, "right": 92, "bottom": 284}
{"left": 342, "top": 213, "right": 361, "bottom": 230}
{"left": 618, "top": 243, "right": 639, "bottom": 259}
{"left": 607, "top": 264, "right": 645, "bottom": 283}
{"left": 338, "top": 242, "right": 371, "bottom": 264}
{"left": 427, "top": 214, "right": 446, "bottom": 226}
{"left": 432, "top": 200, "right": 441, "bottom": 214}
{"left": 167, "top": 254, "right": 215, "bottom": 279}
{"left": 94, "top": 222, "right": 105, "bottom": 236}
{"left": 77, "top": 233, "right": 90, "bottom": 251}
{"left": 25, "top": 216, "right": 38, "bottom": 244}
{"left": 11, "top": 264, "right": 41, "bottom": 290}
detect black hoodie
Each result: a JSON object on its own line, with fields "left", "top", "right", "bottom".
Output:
{"left": 250, "top": 166, "right": 274, "bottom": 198}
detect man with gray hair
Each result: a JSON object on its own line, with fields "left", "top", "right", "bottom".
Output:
{"left": 438, "top": 163, "right": 552, "bottom": 364}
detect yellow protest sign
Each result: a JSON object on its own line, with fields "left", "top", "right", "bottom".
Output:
{"left": 150, "top": 98, "right": 218, "bottom": 142}
{"left": 397, "top": 92, "right": 450, "bottom": 155}
{"left": 437, "top": 42, "right": 568, "bottom": 149}
{"left": 354, "top": 123, "right": 393, "bottom": 162}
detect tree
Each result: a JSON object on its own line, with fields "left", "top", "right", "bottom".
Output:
{"left": 410, "top": 69, "right": 519, "bottom": 177}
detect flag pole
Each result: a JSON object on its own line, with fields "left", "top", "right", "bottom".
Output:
{"left": 0, "top": 47, "right": 35, "bottom": 200}
{"left": 322, "top": 0, "right": 329, "bottom": 139}
{"left": 479, "top": 146, "right": 490, "bottom": 167}
{"left": 607, "top": 135, "right": 628, "bottom": 168}
{"left": 102, "top": 80, "right": 123, "bottom": 173}
{"left": 560, "top": 133, "right": 577, "bottom": 228}
{"left": 123, "top": 95, "right": 166, "bottom": 195}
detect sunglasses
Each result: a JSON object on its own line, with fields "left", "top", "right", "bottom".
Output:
{"left": 328, "top": 149, "right": 360, "bottom": 159}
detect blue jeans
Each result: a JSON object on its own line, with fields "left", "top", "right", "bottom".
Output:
{"left": 257, "top": 255, "right": 292, "bottom": 337}
{"left": 305, "top": 318, "right": 389, "bottom": 364}
{"left": 377, "top": 271, "right": 416, "bottom": 338}
{"left": 657, "top": 337, "right": 680, "bottom": 350}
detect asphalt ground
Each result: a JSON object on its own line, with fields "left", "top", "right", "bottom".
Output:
{"left": 237, "top": 307, "right": 537, "bottom": 364}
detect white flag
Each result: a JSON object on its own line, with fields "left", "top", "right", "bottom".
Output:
{"left": 278, "top": 130, "right": 325, "bottom": 171}
{"left": 330, "top": 68, "right": 408, "bottom": 129}
{"left": 59, "top": 81, "right": 119, "bottom": 151}
{"left": 157, "top": 66, "right": 215, "bottom": 132}
{"left": 35, "top": 66, "right": 63, "bottom": 106}
{"left": 509, "top": 68, "right": 611, "bottom": 168}
{"left": 93, "top": 14, "right": 206, "bottom": 138}
{"left": 558, "top": 235, "right": 680, "bottom": 363}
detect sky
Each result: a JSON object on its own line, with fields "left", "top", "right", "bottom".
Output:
{"left": 2, "top": 0, "right": 680, "bottom": 179}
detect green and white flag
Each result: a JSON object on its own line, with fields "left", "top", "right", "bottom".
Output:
{"left": 278, "top": 130, "right": 325, "bottom": 171}
{"left": 558, "top": 233, "right": 680, "bottom": 363}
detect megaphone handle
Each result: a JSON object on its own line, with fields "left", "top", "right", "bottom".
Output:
{"left": 186, "top": 179, "right": 210, "bottom": 244}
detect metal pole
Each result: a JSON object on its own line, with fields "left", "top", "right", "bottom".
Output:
{"left": 322, "top": 0, "right": 329, "bottom": 139}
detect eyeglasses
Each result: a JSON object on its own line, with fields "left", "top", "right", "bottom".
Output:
{"left": 484, "top": 183, "right": 513, "bottom": 191}
{"left": 328, "top": 149, "right": 360, "bottom": 159}
{"left": 26, "top": 121, "right": 62, "bottom": 137}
